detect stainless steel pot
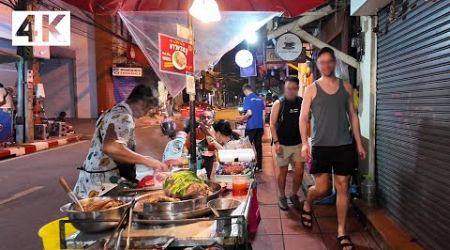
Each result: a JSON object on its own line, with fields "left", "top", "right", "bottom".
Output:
{"left": 60, "top": 196, "right": 131, "bottom": 233}
{"left": 136, "top": 182, "right": 222, "bottom": 220}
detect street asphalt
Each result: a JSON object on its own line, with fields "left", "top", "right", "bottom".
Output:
{"left": 0, "top": 125, "right": 169, "bottom": 250}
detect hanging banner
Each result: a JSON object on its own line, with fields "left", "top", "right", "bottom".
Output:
{"left": 112, "top": 67, "right": 143, "bottom": 77}
{"left": 159, "top": 33, "right": 194, "bottom": 76}
{"left": 240, "top": 59, "right": 257, "bottom": 77}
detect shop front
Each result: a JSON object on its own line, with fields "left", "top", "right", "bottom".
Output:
{"left": 375, "top": 1, "right": 450, "bottom": 249}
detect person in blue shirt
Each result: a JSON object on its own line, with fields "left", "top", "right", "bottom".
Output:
{"left": 237, "top": 84, "right": 265, "bottom": 171}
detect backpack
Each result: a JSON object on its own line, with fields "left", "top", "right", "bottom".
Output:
{"left": 276, "top": 96, "right": 302, "bottom": 126}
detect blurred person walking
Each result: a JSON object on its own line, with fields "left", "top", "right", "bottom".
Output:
{"left": 237, "top": 84, "right": 265, "bottom": 172}
{"left": 300, "top": 47, "right": 366, "bottom": 250}
{"left": 269, "top": 76, "right": 305, "bottom": 211}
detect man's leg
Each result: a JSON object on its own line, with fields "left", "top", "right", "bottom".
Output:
{"left": 302, "top": 173, "right": 331, "bottom": 226}
{"left": 288, "top": 160, "right": 304, "bottom": 210}
{"left": 291, "top": 161, "right": 304, "bottom": 195}
{"left": 277, "top": 165, "right": 289, "bottom": 210}
{"left": 253, "top": 128, "right": 264, "bottom": 170}
{"left": 335, "top": 175, "right": 350, "bottom": 238}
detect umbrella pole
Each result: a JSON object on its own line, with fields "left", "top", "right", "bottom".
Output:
{"left": 188, "top": 7, "right": 197, "bottom": 172}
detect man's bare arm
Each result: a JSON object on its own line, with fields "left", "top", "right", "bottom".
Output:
{"left": 300, "top": 87, "right": 313, "bottom": 145}
{"left": 343, "top": 82, "right": 363, "bottom": 146}
{"left": 269, "top": 100, "right": 281, "bottom": 142}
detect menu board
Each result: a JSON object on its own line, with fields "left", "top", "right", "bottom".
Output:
{"left": 159, "top": 33, "right": 194, "bottom": 75}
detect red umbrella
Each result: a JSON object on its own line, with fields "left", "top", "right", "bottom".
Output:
{"left": 62, "top": 0, "right": 326, "bottom": 17}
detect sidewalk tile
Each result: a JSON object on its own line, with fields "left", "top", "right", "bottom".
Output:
{"left": 280, "top": 206, "right": 302, "bottom": 220}
{"left": 316, "top": 216, "right": 365, "bottom": 233}
{"left": 260, "top": 205, "right": 281, "bottom": 219}
{"left": 322, "top": 232, "right": 380, "bottom": 250}
{"left": 257, "top": 218, "right": 283, "bottom": 235}
{"left": 283, "top": 234, "right": 327, "bottom": 250}
{"left": 281, "top": 218, "right": 320, "bottom": 234}
{"left": 257, "top": 191, "right": 278, "bottom": 205}
{"left": 251, "top": 235, "right": 284, "bottom": 250}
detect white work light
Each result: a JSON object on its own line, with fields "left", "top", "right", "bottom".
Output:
{"left": 235, "top": 49, "right": 253, "bottom": 68}
{"left": 189, "top": 0, "right": 221, "bottom": 23}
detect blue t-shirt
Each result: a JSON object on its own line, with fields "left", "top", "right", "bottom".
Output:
{"left": 243, "top": 92, "right": 265, "bottom": 129}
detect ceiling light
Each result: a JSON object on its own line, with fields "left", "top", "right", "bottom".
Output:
{"left": 189, "top": 0, "right": 221, "bottom": 23}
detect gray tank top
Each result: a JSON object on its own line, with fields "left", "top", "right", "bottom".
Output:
{"left": 310, "top": 79, "right": 353, "bottom": 146}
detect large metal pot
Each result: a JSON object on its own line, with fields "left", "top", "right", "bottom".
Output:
{"left": 136, "top": 182, "right": 222, "bottom": 220}
{"left": 60, "top": 196, "right": 131, "bottom": 233}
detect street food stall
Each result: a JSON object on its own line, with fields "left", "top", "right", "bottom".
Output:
{"left": 58, "top": 147, "right": 256, "bottom": 249}
{"left": 47, "top": 0, "right": 327, "bottom": 248}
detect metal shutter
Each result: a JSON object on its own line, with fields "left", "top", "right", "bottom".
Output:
{"left": 376, "top": 1, "right": 450, "bottom": 249}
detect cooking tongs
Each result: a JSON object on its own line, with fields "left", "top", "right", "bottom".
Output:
{"left": 103, "top": 195, "right": 174, "bottom": 250}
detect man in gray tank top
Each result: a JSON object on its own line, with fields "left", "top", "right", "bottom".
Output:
{"left": 299, "top": 47, "right": 366, "bottom": 250}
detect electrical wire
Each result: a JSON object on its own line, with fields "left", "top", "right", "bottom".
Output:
{"left": 0, "top": 0, "right": 14, "bottom": 9}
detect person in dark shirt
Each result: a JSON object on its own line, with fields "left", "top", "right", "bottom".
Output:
{"left": 237, "top": 84, "right": 265, "bottom": 171}
{"left": 270, "top": 76, "right": 305, "bottom": 211}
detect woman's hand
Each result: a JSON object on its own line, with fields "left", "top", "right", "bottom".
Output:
{"left": 206, "top": 136, "right": 216, "bottom": 145}
{"left": 143, "top": 157, "right": 168, "bottom": 172}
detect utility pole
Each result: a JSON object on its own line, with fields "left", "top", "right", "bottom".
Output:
{"left": 15, "top": 0, "right": 34, "bottom": 143}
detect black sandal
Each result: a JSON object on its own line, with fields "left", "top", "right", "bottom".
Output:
{"left": 337, "top": 235, "right": 355, "bottom": 250}
{"left": 300, "top": 201, "right": 313, "bottom": 228}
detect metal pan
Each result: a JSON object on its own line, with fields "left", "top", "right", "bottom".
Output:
{"left": 135, "top": 182, "right": 222, "bottom": 220}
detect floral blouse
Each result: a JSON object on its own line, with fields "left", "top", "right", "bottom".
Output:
{"left": 74, "top": 102, "right": 135, "bottom": 198}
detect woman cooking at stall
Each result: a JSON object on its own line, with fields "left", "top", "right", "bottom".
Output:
{"left": 207, "top": 120, "right": 241, "bottom": 150}
{"left": 74, "top": 85, "right": 168, "bottom": 198}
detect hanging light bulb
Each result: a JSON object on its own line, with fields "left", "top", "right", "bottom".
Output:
{"left": 235, "top": 50, "right": 253, "bottom": 68}
{"left": 189, "top": 0, "right": 221, "bottom": 23}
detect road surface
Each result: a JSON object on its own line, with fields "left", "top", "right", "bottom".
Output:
{"left": 0, "top": 125, "right": 169, "bottom": 249}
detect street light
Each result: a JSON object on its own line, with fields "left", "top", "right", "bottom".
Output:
{"left": 246, "top": 32, "right": 258, "bottom": 44}
{"left": 189, "top": 0, "right": 221, "bottom": 23}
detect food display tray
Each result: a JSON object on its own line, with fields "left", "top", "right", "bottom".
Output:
{"left": 214, "top": 171, "right": 252, "bottom": 185}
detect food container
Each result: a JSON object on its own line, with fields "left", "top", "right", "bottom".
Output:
{"left": 60, "top": 196, "right": 131, "bottom": 233}
{"left": 217, "top": 149, "right": 255, "bottom": 163}
{"left": 134, "top": 182, "right": 222, "bottom": 220}
{"left": 232, "top": 176, "right": 249, "bottom": 196}
{"left": 214, "top": 162, "right": 252, "bottom": 184}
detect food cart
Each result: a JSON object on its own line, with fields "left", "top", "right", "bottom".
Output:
{"left": 58, "top": 149, "right": 256, "bottom": 250}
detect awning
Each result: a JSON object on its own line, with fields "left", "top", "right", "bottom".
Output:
{"left": 61, "top": 0, "right": 326, "bottom": 17}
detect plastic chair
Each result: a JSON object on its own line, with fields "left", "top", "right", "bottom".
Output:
{"left": 38, "top": 217, "right": 77, "bottom": 250}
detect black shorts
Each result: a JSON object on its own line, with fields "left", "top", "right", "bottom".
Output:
{"left": 310, "top": 144, "right": 358, "bottom": 176}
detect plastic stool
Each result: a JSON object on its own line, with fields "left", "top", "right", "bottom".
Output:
{"left": 38, "top": 217, "right": 77, "bottom": 250}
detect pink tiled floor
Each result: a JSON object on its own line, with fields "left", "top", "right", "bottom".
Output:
{"left": 251, "top": 144, "right": 380, "bottom": 250}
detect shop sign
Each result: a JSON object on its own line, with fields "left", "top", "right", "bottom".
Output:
{"left": 159, "top": 33, "right": 194, "bottom": 75}
{"left": 265, "top": 48, "right": 283, "bottom": 63}
{"left": 186, "top": 75, "right": 196, "bottom": 95}
{"left": 112, "top": 67, "right": 143, "bottom": 77}
{"left": 275, "top": 33, "right": 303, "bottom": 61}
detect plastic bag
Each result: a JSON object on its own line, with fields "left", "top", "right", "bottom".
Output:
{"left": 119, "top": 11, "right": 280, "bottom": 96}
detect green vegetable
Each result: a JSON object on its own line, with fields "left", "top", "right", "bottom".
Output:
{"left": 163, "top": 171, "right": 205, "bottom": 197}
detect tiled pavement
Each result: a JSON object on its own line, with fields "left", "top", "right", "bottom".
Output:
{"left": 251, "top": 143, "right": 380, "bottom": 250}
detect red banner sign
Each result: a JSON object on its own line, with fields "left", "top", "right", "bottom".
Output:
{"left": 159, "top": 33, "right": 194, "bottom": 75}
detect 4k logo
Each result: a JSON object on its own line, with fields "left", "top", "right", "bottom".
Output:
{"left": 12, "top": 11, "right": 71, "bottom": 46}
